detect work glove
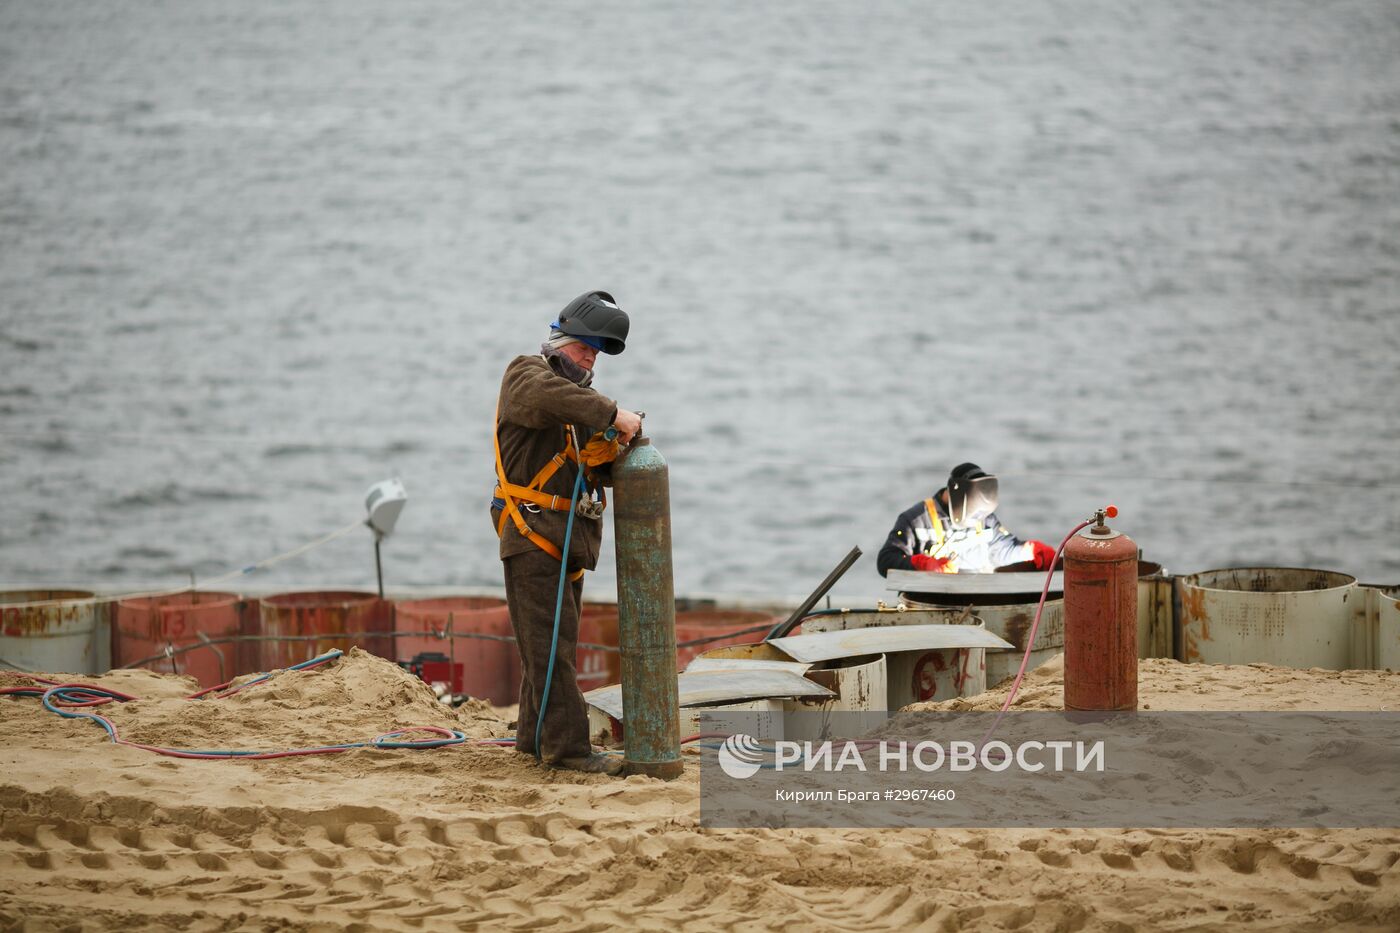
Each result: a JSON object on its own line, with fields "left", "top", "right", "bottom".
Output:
{"left": 910, "top": 553, "right": 952, "bottom": 573}
{"left": 1029, "top": 540, "right": 1057, "bottom": 570}
{"left": 578, "top": 431, "right": 622, "bottom": 467}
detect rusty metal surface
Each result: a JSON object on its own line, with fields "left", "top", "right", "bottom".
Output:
{"left": 1346, "top": 584, "right": 1400, "bottom": 671}
{"left": 1375, "top": 586, "right": 1400, "bottom": 673}
{"left": 825, "top": 656, "right": 882, "bottom": 713}
{"left": 685, "top": 642, "right": 794, "bottom": 664}
{"left": 394, "top": 596, "right": 515, "bottom": 705}
{"left": 0, "top": 590, "right": 96, "bottom": 636}
{"left": 258, "top": 591, "right": 384, "bottom": 669}
{"left": 584, "top": 668, "right": 834, "bottom": 721}
{"left": 811, "top": 598, "right": 1062, "bottom": 688}
{"left": 800, "top": 607, "right": 977, "bottom": 633}
{"left": 1063, "top": 526, "right": 1138, "bottom": 711}
{"left": 1137, "top": 564, "right": 1174, "bottom": 660}
{"left": 886, "top": 647, "right": 988, "bottom": 707}
{"left": 794, "top": 604, "right": 1054, "bottom": 691}
{"left": 885, "top": 569, "right": 1064, "bottom": 596}
{"left": 768, "top": 623, "right": 1012, "bottom": 663}
{"left": 1177, "top": 567, "right": 1357, "bottom": 669}
{"left": 903, "top": 593, "right": 1065, "bottom": 651}
{"left": 684, "top": 656, "right": 813, "bottom": 675}
{"left": 680, "top": 699, "right": 785, "bottom": 742}
{"left": 0, "top": 589, "right": 105, "bottom": 674}
{"left": 1184, "top": 567, "right": 1355, "bottom": 595}
{"left": 987, "top": 647, "right": 1061, "bottom": 689}
{"left": 114, "top": 591, "right": 242, "bottom": 687}
{"left": 674, "top": 608, "right": 775, "bottom": 670}
{"left": 612, "top": 438, "right": 683, "bottom": 778}
{"left": 576, "top": 603, "right": 620, "bottom": 693}
{"left": 778, "top": 655, "right": 888, "bottom": 741}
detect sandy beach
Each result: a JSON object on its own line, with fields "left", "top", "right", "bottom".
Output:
{"left": 2, "top": 651, "right": 1398, "bottom": 931}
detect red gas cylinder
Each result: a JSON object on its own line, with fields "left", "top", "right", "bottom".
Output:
{"left": 1063, "top": 508, "right": 1138, "bottom": 711}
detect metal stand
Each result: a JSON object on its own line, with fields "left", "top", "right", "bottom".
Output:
{"left": 373, "top": 534, "right": 385, "bottom": 598}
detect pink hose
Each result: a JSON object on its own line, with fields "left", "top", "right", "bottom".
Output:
{"left": 976, "top": 517, "right": 1094, "bottom": 749}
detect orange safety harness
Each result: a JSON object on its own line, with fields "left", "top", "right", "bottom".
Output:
{"left": 493, "top": 405, "right": 606, "bottom": 580}
{"left": 923, "top": 497, "right": 958, "bottom": 572}
{"left": 922, "top": 497, "right": 996, "bottom": 573}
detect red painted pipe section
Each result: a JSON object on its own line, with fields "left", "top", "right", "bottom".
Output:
{"left": 257, "top": 591, "right": 389, "bottom": 670}
{"left": 114, "top": 591, "right": 242, "bottom": 687}
{"left": 394, "top": 596, "right": 514, "bottom": 704}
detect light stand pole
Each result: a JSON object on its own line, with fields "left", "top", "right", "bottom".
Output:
{"left": 364, "top": 478, "right": 408, "bottom": 598}
{"left": 373, "top": 531, "right": 386, "bottom": 598}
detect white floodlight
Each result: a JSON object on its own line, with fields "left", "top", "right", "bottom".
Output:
{"left": 365, "top": 478, "right": 407, "bottom": 598}
{"left": 365, "top": 478, "right": 408, "bottom": 539}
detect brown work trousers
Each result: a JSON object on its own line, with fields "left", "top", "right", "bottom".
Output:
{"left": 503, "top": 548, "right": 592, "bottom": 761}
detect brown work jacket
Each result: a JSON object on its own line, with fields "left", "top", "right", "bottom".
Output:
{"left": 491, "top": 354, "right": 617, "bottom": 569}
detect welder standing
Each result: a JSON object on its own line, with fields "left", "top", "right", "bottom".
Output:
{"left": 490, "top": 291, "right": 641, "bottom": 774}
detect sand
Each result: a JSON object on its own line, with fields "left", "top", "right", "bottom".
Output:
{"left": 2, "top": 650, "right": 1398, "bottom": 932}
{"left": 906, "top": 655, "right": 1400, "bottom": 713}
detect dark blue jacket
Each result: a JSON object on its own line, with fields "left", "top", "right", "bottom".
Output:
{"left": 877, "top": 491, "right": 1028, "bottom": 577}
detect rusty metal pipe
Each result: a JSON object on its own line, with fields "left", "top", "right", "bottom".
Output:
{"left": 765, "top": 545, "right": 863, "bottom": 641}
{"left": 612, "top": 435, "right": 683, "bottom": 780}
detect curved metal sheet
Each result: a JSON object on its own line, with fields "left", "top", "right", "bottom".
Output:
{"left": 767, "top": 623, "right": 1013, "bottom": 663}
{"left": 584, "top": 668, "right": 833, "bottom": 721}
{"left": 885, "top": 569, "right": 1063, "bottom": 595}
{"left": 685, "top": 657, "right": 813, "bottom": 675}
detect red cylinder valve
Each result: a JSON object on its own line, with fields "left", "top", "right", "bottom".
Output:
{"left": 1063, "top": 511, "right": 1137, "bottom": 711}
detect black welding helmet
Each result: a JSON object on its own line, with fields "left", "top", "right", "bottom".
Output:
{"left": 553, "top": 290, "right": 629, "bottom": 354}
{"left": 947, "top": 462, "right": 999, "bottom": 529}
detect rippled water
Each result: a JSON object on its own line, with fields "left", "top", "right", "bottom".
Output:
{"left": 2, "top": 1, "right": 1397, "bottom": 604}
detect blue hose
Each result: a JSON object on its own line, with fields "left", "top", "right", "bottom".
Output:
{"left": 534, "top": 464, "right": 587, "bottom": 760}
{"left": 29, "top": 650, "right": 474, "bottom": 759}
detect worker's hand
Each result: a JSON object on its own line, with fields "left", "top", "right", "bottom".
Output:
{"left": 612, "top": 408, "right": 643, "bottom": 444}
{"left": 910, "top": 554, "right": 952, "bottom": 573}
{"left": 1029, "top": 540, "right": 1057, "bottom": 570}
{"left": 579, "top": 432, "right": 621, "bottom": 466}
